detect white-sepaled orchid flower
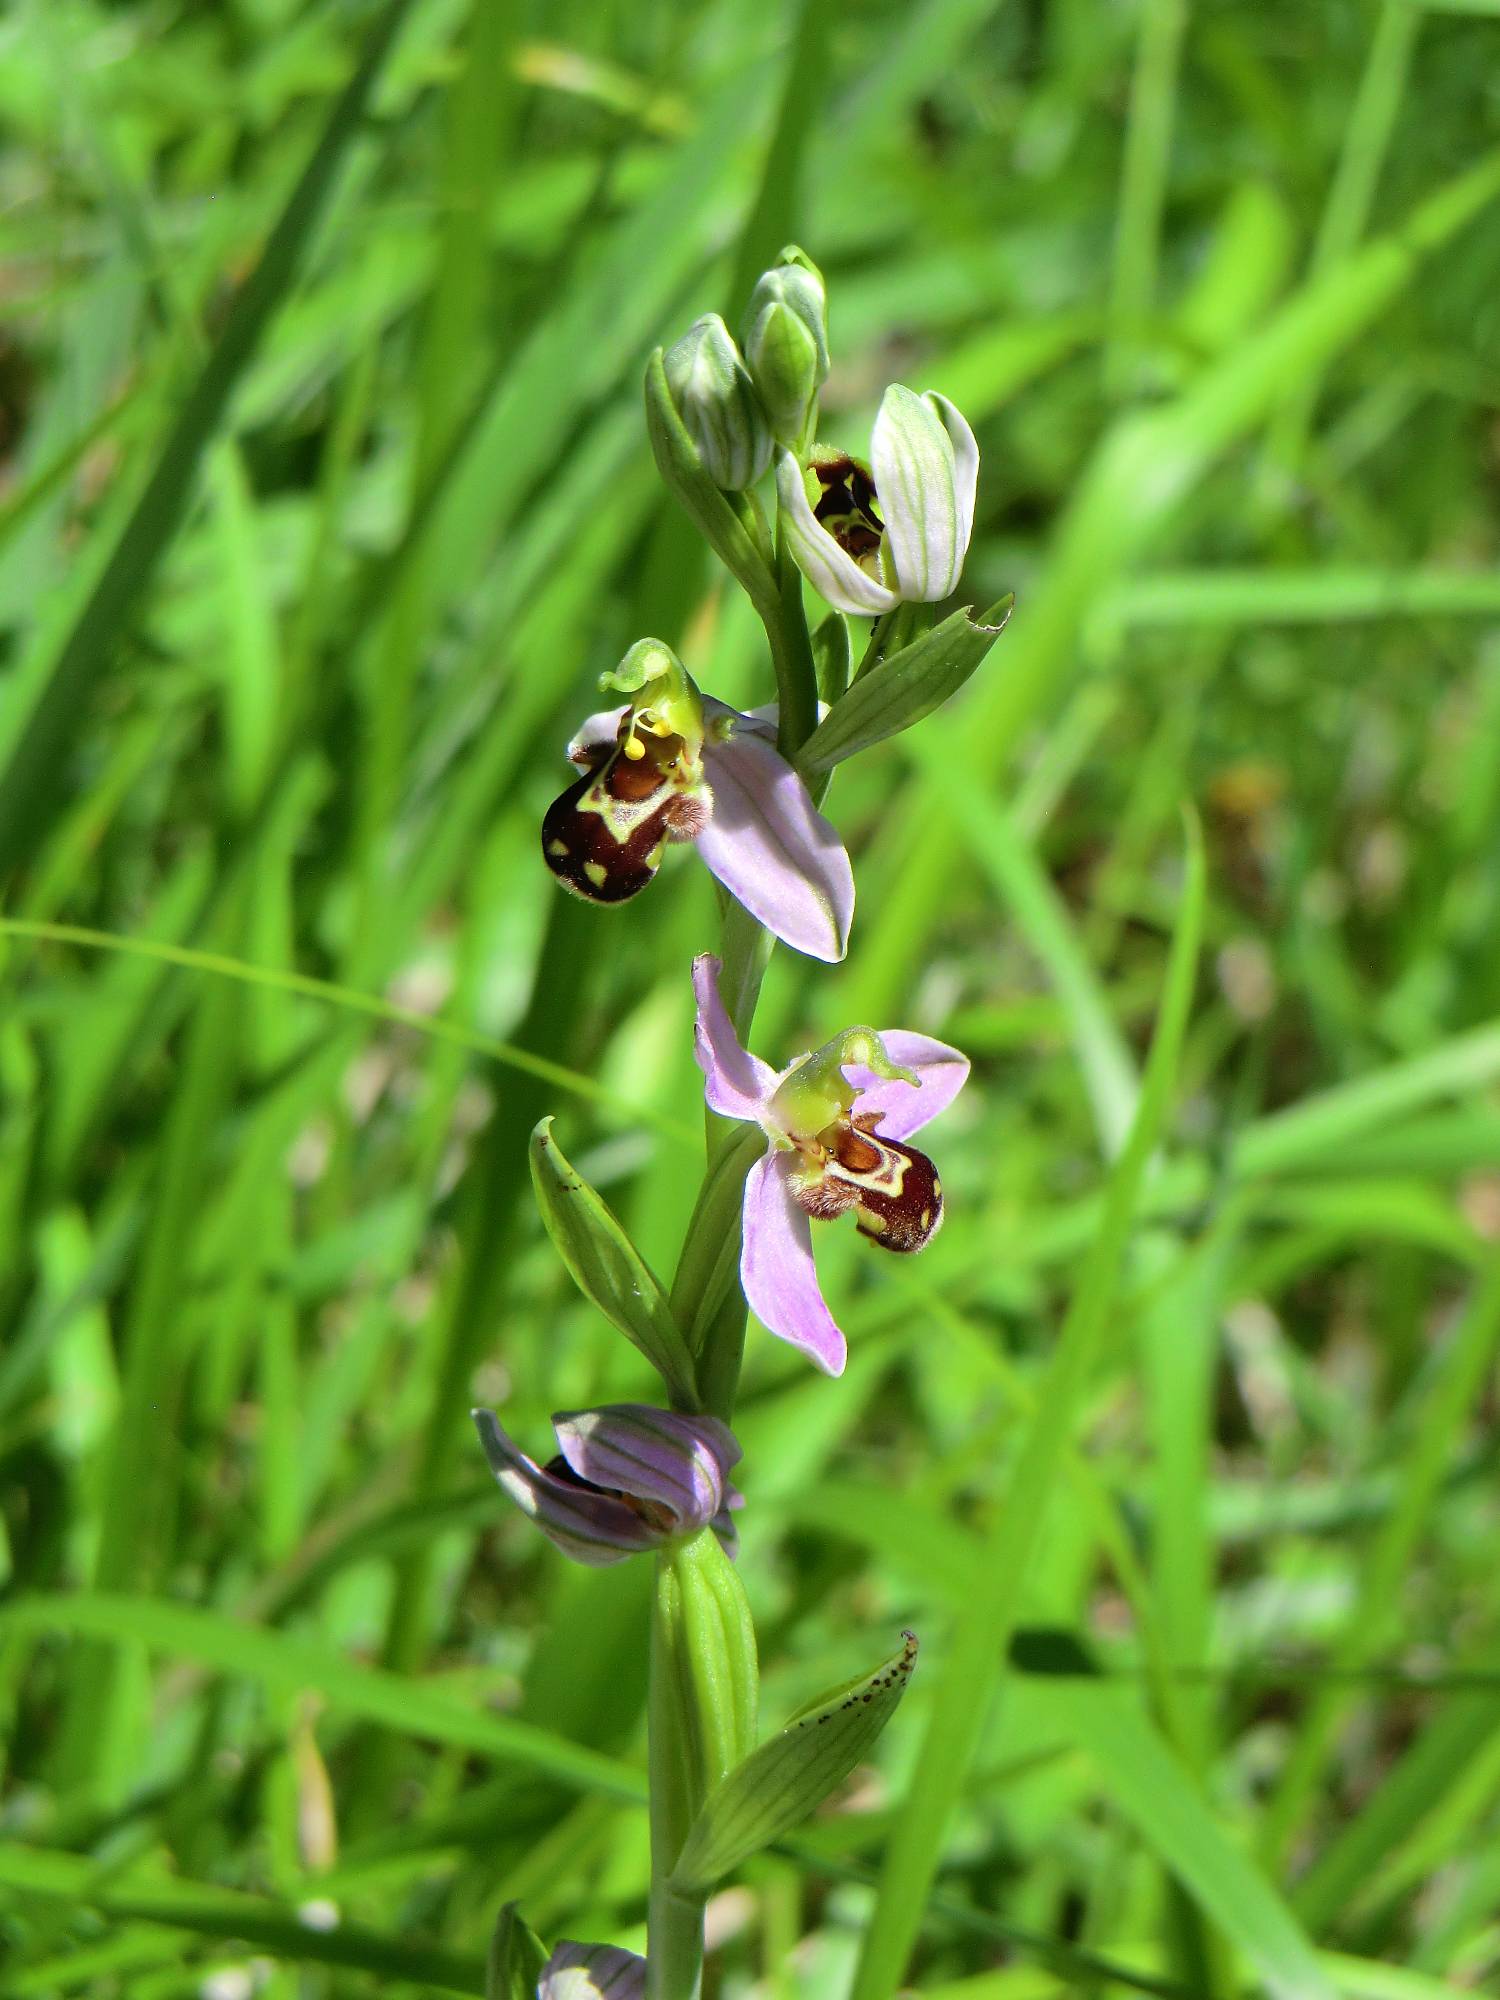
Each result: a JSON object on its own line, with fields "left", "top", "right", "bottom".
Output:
{"left": 541, "top": 638, "right": 853, "bottom": 963}
{"left": 691, "top": 955, "right": 969, "bottom": 1379}
{"left": 775, "top": 385, "right": 979, "bottom": 617}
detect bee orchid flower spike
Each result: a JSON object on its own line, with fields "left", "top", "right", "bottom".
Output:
{"left": 692, "top": 954, "right": 969, "bottom": 1377}
{"left": 776, "top": 385, "right": 979, "bottom": 616}
{"left": 541, "top": 638, "right": 854, "bottom": 962}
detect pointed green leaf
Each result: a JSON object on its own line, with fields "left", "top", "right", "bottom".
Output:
{"left": 796, "top": 594, "right": 1014, "bottom": 774}
{"left": 529, "top": 1118, "right": 697, "bottom": 1408}
{"left": 670, "top": 1632, "right": 918, "bottom": 1891}
{"left": 486, "top": 1902, "right": 547, "bottom": 2000}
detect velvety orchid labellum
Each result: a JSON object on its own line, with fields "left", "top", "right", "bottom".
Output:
{"left": 541, "top": 637, "right": 853, "bottom": 961}
{"left": 691, "top": 954, "right": 969, "bottom": 1378}
{"left": 775, "top": 383, "right": 979, "bottom": 616}
{"left": 537, "top": 1941, "right": 647, "bottom": 2000}
{"left": 473, "top": 1402, "right": 743, "bottom": 1566}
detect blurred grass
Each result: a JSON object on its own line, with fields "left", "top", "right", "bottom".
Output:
{"left": 2, "top": 0, "right": 1500, "bottom": 1996}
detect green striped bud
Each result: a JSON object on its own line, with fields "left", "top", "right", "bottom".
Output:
{"left": 743, "top": 246, "right": 830, "bottom": 450}
{"left": 662, "top": 313, "right": 772, "bottom": 491}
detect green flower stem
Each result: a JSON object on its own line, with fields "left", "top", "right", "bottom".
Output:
{"left": 770, "top": 522, "right": 821, "bottom": 758}
{"left": 650, "top": 489, "right": 818, "bottom": 1993}
{"left": 647, "top": 1535, "right": 759, "bottom": 2000}
{"left": 670, "top": 1123, "right": 765, "bottom": 1357}
{"left": 648, "top": 1559, "right": 707, "bottom": 2000}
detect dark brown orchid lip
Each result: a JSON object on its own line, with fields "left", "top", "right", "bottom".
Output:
{"left": 541, "top": 710, "right": 708, "bottom": 906}
{"left": 787, "top": 1110, "right": 943, "bottom": 1255}
{"left": 812, "top": 453, "right": 884, "bottom": 563}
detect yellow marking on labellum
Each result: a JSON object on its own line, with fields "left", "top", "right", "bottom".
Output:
{"left": 548, "top": 838, "right": 570, "bottom": 857}
{"left": 584, "top": 861, "right": 609, "bottom": 889}
{"left": 920, "top": 1209, "right": 932, "bottom": 1231}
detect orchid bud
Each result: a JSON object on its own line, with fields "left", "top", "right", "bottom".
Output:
{"left": 537, "top": 1941, "right": 647, "bottom": 2000}
{"left": 743, "top": 247, "right": 829, "bottom": 449}
{"left": 473, "top": 1404, "right": 744, "bottom": 1566}
{"left": 662, "top": 313, "right": 772, "bottom": 491}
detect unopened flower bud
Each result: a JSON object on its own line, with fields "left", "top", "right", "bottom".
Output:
{"left": 743, "top": 247, "right": 829, "bottom": 449}
{"left": 662, "top": 313, "right": 772, "bottom": 491}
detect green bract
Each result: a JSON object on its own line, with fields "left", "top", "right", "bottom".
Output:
{"left": 485, "top": 1902, "right": 548, "bottom": 2000}
{"left": 529, "top": 1118, "right": 698, "bottom": 1409}
{"left": 670, "top": 1631, "right": 918, "bottom": 1891}
{"left": 796, "top": 593, "right": 1015, "bottom": 774}
{"left": 662, "top": 313, "right": 772, "bottom": 491}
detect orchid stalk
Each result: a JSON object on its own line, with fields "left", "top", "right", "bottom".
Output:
{"left": 479, "top": 246, "right": 1009, "bottom": 2000}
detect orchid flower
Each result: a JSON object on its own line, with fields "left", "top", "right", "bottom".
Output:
{"left": 775, "top": 384, "right": 979, "bottom": 616}
{"left": 538, "top": 1941, "right": 646, "bottom": 2000}
{"left": 691, "top": 955, "right": 969, "bottom": 1378}
{"left": 473, "top": 1403, "right": 743, "bottom": 1566}
{"left": 541, "top": 638, "right": 853, "bottom": 962}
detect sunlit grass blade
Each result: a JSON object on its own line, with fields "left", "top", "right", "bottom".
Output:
{"left": 0, "top": 0, "right": 416, "bottom": 882}
{"left": 1029, "top": 1659, "right": 1337, "bottom": 2000}
{"left": 847, "top": 814, "right": 1205, "bottom": 2000}
{"left": 0, "top": 918, "right": 694, "bottom": 1141}
{"left": 0, "top": 1844, "right": 486, "bottom": 1995}
{"left": 1, "top": 1591, "right": 646, "bottom": 1802}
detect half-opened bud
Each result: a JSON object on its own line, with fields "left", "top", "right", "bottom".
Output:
{"left": 662, "top": 313, "right": 772, "bottom": 491}
{"left": 744, "top": 247, "right": 829, "bottom": 450}
{"left": 473, "top": 1404, "right": 743, "bottom": 1566}
{"left": 537, "top": 1941, "right": 647, "bottom": 2000}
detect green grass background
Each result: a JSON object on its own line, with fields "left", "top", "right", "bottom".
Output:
{"left": 3, "top": 0, "right": 1500, "bottom": 1993}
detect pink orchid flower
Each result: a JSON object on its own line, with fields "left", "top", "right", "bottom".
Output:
{"left": 692, "top": 955, "right": 968, "bottom": 1378}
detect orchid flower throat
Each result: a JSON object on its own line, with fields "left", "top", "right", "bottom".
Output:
{"left": 771, "top": 1029, "right": 943, "bottom": 1256}
{"left": 810, "top": 450, "right": 885, "bottom": 576}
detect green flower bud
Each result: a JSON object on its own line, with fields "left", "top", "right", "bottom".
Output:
{"left": 743, "top": 246, "right": 830, "bottom": 449}
{"left": 662, "top": 313, "right": 772, "bottom": 491}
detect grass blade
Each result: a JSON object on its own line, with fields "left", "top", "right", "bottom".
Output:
{"left": 847, "top": 814, "right": 1205, "bottom": 2000}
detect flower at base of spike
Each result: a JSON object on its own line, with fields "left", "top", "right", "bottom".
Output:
{"left": 775, "top": 384, "right": 979, "bottom": 616}
{"left": 541, "top": 637, "right": 853, "bottom": 962}
{"left": 473, "top": 1403, "right": 743, "bottom": 1566}
{"left": 691, "top": 954, "right": 969, "bottom": 1377}
{"left": 538, "top": 1941, "right": 646, "bottom": 2000}
{"left": 662, "top": 313, "right": 772, "bottom": 491}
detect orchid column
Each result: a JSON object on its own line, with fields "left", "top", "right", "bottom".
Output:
{"left": 478, "top": 247, "right": 1011, "bottom": 2000}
